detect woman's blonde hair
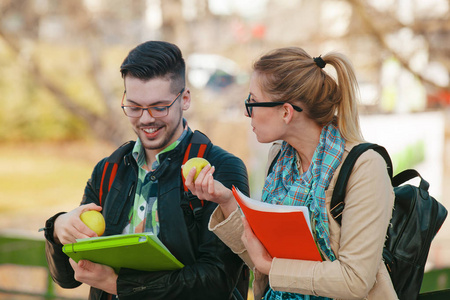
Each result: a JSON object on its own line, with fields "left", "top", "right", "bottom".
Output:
{"left": 253, "top": 47, "right": 364, "bottom": 143}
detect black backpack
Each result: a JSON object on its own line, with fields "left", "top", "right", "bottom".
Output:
{"left": 100, "top": 130, "right": 249, "bottom": 300}
{"left": 330, "top": 143, "right": 447, "bottom": 300}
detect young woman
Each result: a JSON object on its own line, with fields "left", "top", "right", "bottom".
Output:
{"left": 185, "top": 47, "right": 397, "bottom": 299}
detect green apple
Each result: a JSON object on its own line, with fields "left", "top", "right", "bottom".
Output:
{"left": 182, "top": 157, "right": 210, "bottom": 180}
{"left": 80, "top": 210, "right": 105, "bottom": 236}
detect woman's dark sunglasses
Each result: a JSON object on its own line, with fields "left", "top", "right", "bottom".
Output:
{"left": 244, "top": 94, "right": 303, "bottom": 117}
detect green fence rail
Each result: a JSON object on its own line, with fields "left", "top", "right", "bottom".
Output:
{"left": 420, "top": 267, "right": 450, "bottom": 299}
{"left": 0, "top": 232, "right": 83, "bottom": 299}
{"left": 1, "top": 232, "right": 450, "bottom": 299}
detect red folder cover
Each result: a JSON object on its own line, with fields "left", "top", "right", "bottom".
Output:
{"left": 232, "top": 186, "right": 322, "bottom": 261}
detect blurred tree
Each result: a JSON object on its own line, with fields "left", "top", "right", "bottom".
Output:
{"left": 0, "top": 0, "right": 139, "bottom": 145}
{"left": 347, "top": 0, "right": 450, "bottom": 91}
{"left": 0, "top": 0, "right": 227, "bottom": 145}
{"left": 1, "top": 0, "right": 449, "bottom": 145}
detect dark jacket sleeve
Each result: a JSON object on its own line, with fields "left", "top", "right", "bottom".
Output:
{"left": 116, "top": 151, "right": 249, "bottom": 300}
{"left": 44, "top": 159, "right": 106, "bottom": 289}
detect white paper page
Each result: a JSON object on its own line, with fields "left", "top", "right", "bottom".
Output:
{"left": 235, "top": 187, "right": 312, "bottom": 232}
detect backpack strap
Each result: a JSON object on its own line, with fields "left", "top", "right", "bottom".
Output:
{"left": 330, "top": 143, "right": 393, "bottom": 225}
{"left": 267, "top": 150, "right": 281, "bottom": 176}
{"left": 182, "top": 130, "right": 211, "bottom": 188}
{"left": 266, "top": 141, "right": 282, "bottom": 176}
{"left": 99, "top": 141, "right": 135, "bottom": 206}
{"left": 181, "top": 130, "right": 212, "bottom": 217}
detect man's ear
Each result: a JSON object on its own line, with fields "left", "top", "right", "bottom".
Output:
{"left": 181, "top": 88, "right": 191, "bottom": 110}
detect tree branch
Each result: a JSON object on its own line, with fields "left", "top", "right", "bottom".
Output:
{"left": 348, "top": 0, "right": 450, "bottom": 91}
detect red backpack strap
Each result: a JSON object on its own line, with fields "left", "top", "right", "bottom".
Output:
{"left": 182, "top": 130, "right": 211, "bottom": 190}
{"left": 99, "top": 162, "right": 118, "bottom": 206}
{"left": 182, "top": 130, "right": 211, "bottom": 211}
{"left": 99, "top": 141, "right": 135, "bottom": 206}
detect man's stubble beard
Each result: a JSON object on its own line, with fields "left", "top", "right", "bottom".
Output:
{"left": 136, "top": 115, "right": 183, "bottom": 151}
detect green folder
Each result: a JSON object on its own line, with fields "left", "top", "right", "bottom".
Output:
{"left": 62, "top": 233, "right": 184, "bottom": 273}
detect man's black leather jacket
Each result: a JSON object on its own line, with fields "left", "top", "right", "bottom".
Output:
{"left": 44, "top": 129, "right": 249, "bottom": 300}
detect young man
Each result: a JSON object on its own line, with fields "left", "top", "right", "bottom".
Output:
{"left": 43, "top": 41, "right": 249, "bottom": 300}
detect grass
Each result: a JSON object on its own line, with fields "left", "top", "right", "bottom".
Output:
{"left": 0, "top": 141, "right": 113, "bottom": 299}
{"left": 0, "top": 141, "right": 114, "bottom": 232}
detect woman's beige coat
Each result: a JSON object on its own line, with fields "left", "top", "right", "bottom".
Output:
{"left": 209, "top": 142, "right": 398, "bottom": 300}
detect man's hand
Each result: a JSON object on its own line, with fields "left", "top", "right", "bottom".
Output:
{"left": 69, "top": 259, "right": 118, "bottom": 295}
{"left": 53, "top": 203, "right": 103, "bottom": 245}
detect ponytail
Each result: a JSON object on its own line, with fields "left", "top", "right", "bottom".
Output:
{"left": 323, "top": 53, "right": 364, "bottom": 143}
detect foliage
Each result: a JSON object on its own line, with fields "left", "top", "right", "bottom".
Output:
{"left": 0, "top": 42, "right": 126, "bottom": 142}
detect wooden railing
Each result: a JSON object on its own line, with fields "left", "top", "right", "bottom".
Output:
{"left": 0, "top": 231, "right": 83, "bottom": 299}
{"left": 1, "top": 231, "right": 449, "bottom": 299}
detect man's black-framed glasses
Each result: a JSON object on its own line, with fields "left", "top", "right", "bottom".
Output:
{"left": 121, "top": 88, "right": 185, "bottom": 118}
{"left": 244, "top": 94, "right": 303, "bottom": 117}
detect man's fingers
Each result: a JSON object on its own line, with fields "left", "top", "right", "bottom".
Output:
{"left": 80, "top": 203, "right": 102, "bottom": 213}
{"left": 69, "top": 258, "right": 79, "bottom": 271}
{"left": 73, "top": 220, "right": 98, "bottom": 238}
{"left": 78, "top": 259, "right": 95, "bottom": 271}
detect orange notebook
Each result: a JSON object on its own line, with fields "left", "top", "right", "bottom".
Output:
{"left": 232, "top": 186, "right": 322, "bottom": 261}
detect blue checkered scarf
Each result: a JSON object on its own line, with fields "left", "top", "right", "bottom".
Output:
{"left": 261, "top": 122, "right": 345, "bottom": 300}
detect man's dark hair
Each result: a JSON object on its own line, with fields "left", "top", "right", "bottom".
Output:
{"left": 120, "top": 41, "right": 185, "bottom": 93}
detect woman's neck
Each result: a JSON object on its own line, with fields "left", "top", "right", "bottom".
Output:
{"left": 285, "top": 122, "right": 323, "bottom": 172}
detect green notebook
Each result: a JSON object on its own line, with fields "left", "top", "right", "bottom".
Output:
{"left": 63, "top": 233, "right": 184, "bottom": 273}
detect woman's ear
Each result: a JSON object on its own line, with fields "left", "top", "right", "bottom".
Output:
{"left": 281, "top": 103, "right": 294, "bottom": 124}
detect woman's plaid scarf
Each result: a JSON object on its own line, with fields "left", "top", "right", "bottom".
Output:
{"left": 261, "top": 122, "right": 345, "bottom": 300}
